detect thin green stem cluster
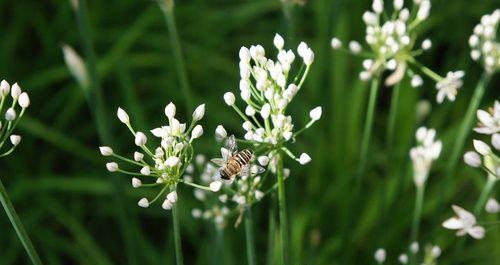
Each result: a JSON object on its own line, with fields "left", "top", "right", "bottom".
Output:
{"left": 276, "top": 152, "right": 290, "bottom": 265}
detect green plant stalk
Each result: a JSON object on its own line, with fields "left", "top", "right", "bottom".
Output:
{"left": 280, "top": 0, "right": 295, "bottom": 42}
{"left": 172, "top": 199, "right": 184, "bottom": 265}
{"left": 74, "top": 1, "right": 138, "bottom": 265}
{"left": 159, "top": 4, "right": 193, "bottom": 112}
{"left": 444, "top": 72, "right": 492, "bottom": 183}
{"left": 266, "top": 193, "right": 277, "bottom": 265}
{"left": 277, "top": 152, "right": 290, "bottom": 265}
{"left": 244, "top": 206, "right": 257, "bottom": 265}
{"left": 386, "top": 82, "right": 401, "bottom": 149}
{"left": 214, "top": 227, "right": 226, "bottom": 265}
{"left": 0, "top": 178, "right": 43, "bottom": 265}
{"left": 410, "top": 185, "right": 425, "bottom": 244}
{"left": 356, "top": 77, "right": 380, "bottom": 184}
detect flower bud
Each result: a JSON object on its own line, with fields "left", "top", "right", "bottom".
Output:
{"left": 303, "top": 48, "right": 314, "bottom": 65}
{"left": 167, "top": 191, "right": 178, "bottom": 203}
{"left": 473, "top": 140, "right": 491, "bottom": 155}
{"left": 5, "top": 108, "right": 16, "bottom": 121}
{"left": 132, "top": 177, "right": 142, "bottom": 188}
{"left": 164, "top": 102, "right": 176, "bottom": 119}
{"left": 349, "top": 41, "right": 362, "bottom": 54}
{"left": 299, "top": 153, "right": 312, "bottom": 165}
{"left": 245, "top": 106, "right": 256, "bottom": 116}
{"left": 330, "top": 38, "right": 342, "bottom": 49}
{"left": 117, "top": 108, "right": 129, "bottom": 124}
{"left": 224, "top": 92, "right": 235, "bottom": 106}
{"left": 215, "top": 125, "right": 227, "bottom": 140}
{"left": 309, "top": 107, "right": 322, "bottom": 121}
{"left": 162, "top": 199, "right": 173, "bottom": 210}
{"left": 297, "top": 42, "right": 308, "bottom": 57}
{"left": 99, "top": 146, "right": 113, "bottom": 156}
{"left": 191, "top": 125, "right": 203, "bottom": 139}
{"left": 10, "top": 135, "right": 21, "bottom": 146}
{"left": 273, "top": 33, "right": 284, "bottom": 50}
{"left": 140, "top": 166, "right": 150, "bottom": 176}
{"left": 492, "top": 133, "right": 500, "bottom": 150}
{"left": 192, "top": 103, "right": 205, "bottom": 121}
{"left": 0, "top": 80, "right": 10, "bottom": 96}
{"left": 138, "top": 198, "right": 149, "bottom": 208}
{"left": 463, "top": 151, "right": 481, "bottom": 167}
{"left": 134, "top": 152, "right": 144, "bottom": 161}
{"left": 135, "top": 132, "right": 147, "bottom": 146}
{"left": 255, "top": 190, "right": 264, "bottom": 200}
{"left": 166, "top": 156, "right": 180, "bottom": 167}
{"left": 258, "top": 156, "right": 269, "bottom": 166}
{"left": 210, "top": 180, "right": 222, "bottom": 192}
{"left": 374, "top": 248, "right": 386, "bottom": 263}
{"left": 106, "top": 162, "right": 119, "bottom": 172}
{"left": 18, "top": 92, "right": 30, "bottom": 108}
{"left": 485, "top": 198, "right": 500, "bottom": 213}
{"left": 411, "top": 75, "right": 423, "bottom": 87}
{"left": 261, "top": 104, "right": 271, "bottom": 119}
{"left": 11, "top": 83, "right": 21, "bottom": 99}
{"left": 421, "top": 39, "right": 432, "bottom": 50}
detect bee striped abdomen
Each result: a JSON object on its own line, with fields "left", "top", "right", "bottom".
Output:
{"left": 220, "top": 149, "right": 253, "bottom": 180}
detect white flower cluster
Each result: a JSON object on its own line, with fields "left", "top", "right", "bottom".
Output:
{"left": 331, "top": 0, "right": 431, "bottom": 85}
{"left": 0, "top": 80, "right": 30, "bottom": 157}
{"left": 469, "top": 9, "right": 500, "bottom": 73}
{"left": 442, "top": 205, "right": 485, "bottom": 239}
{"left": 187, "top": 155, "right": 231, "bottom": 229}
{"left": 409, "top": 127, "right": 442, "bottom": 187}
{"left": 376, "top": 242, "right": 441, "bottom": 264}
{"left": 463, "top": 101, "right": 500, "bottom": 177}
{"left": 331, "top": 0, "right": 465, "bottom": 104}
{"left": 100, "top": 102, "right": 212, "bottom": 209}
{"left": 223, "top": 34, "right": 321, "bottom": 166}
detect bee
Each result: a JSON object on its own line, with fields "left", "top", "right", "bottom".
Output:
{"left": 211, "top": 135, "right": 265, "bottom": 181}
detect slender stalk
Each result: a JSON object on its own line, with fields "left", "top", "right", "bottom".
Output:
{"left": 244, "top": 206, "right": 257, "bottom": 265}
{"left": 280, "top": 0, "right": 295, "bottom": 42}
{"left": 277, "top": 152, "right": 290, "bottom": 265}
{"left": 214, "top": 227, "right": 226, "bottom": 265}
{"left": 386, "top": 82, "right": 401, "bottom": 148}
{"left": 356, "top": 77, "right": 380, "bottom": 185}
{"left": 0, "top": 178, "right": 43, "bottom": 265}
{"left": 266, "top": 193, "right": 277, "bottom": 265}
{"left": 171, "top": 199, "right": 184, "bottom": 265}
{"left": 158, "top": 1, "right": 193, "bottom": 112}
{"left": 444, "top": 72, "right": 492, "bottom": 184}
{"left": 410, "top": 185, "right": 425, "bottom": 243}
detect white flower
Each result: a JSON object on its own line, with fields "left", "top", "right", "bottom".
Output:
{"left": 62, "top": 44, "right": 89, "bottom": 88}
{"left": 106, "top": 162, "right": 119, "bottom": 172}
{"left": 442, "top": 205, "right": 485, "bottom": 239}
{"left": 331, "top": 38, "right": 342, "bottom": 49}
{"left": 473, "top": 139, "right": 491, "bottom": 155}
{"left": 435, "top": 71, "right": 464, "bottom": 103}
{"left": 132, "top": 177, "right": 142, "bottom": 188}
{"left": 410, "top": 127, "right": 441, "bottom": 187}
{"left": 463, "top": 151, "right": 481, "bottom": 167}
{"left": 474, "top": 101, "right": 500, "bottom": 135}
{"left": 410, "top": 242, "right": 419, "bottom": 253}
{"left": 421, "top": 39, "right": 432, "bottom": 50}
{"left": 18, "top": 92, "right": 30, "bottom": 108}
{"left": 309, "top": 107, "right": 322, "bottom": 121}
{"left": 138, "top": 198, "right": 149, "bottom": 208}
{"left": 273, "top": 33, "right": 284, "bottom": 50}
{"left": 224, "top": 92, "right": 235, "bottom": 106}
{"left": 162, "top": 199, "right": 173, "bottom": 210}
{"left": 260, "top": 104, "right": 271, "bottom": 119}
{"left": 191, "top": 125, "right": 203, "bottom": 139}
{"left": 0, "top": 80, "right": 10, "bottom": 96}
{"left": 134, "top": 132, "right": 147, "bottom": 146}
{"left": 192, "top": 104, "right": 205, "bottom": 121}
{"left": 192, "top": 208, "right": 202, "bottom": 218}
{"left": 411, "top": 75, "right": 423, "bottom": 87}
{"left": 167, "top": 191, "right": 178, "bottom": 203}
{"left": 215, "top": 125, "right": 227, "bottom": 140}
{"left": 10, "top": 135, "right": 21, "bottom": 146}
{"left": 165, "top": 156, "right": 180, "bottom": 167}
{"left": 210, "top": 181, "right": 222, "bottom": 192}
{"left": 372, "top": 0, "right": 383, "bottom": 14}
{"left": 99, "top": 146, "right": 113, "bottom": 156}
{"left": 431, "top": 246, "right": 441, "bottom": 258}
{"left": 374, "top": 248, "right": 386, "bottom": 263}
{"left": 348, "top": 41, "right": 362, "bottom": 54}
{"left": 258, "top": 156, "right": 269, "bottom": 166}
{"left": 165, "top": 102, "right": 176, "bottom": 119}
{"left": 485, "top": 198, "right": 500, "bottom": 213}
{"left": 469, "top": 9, "right": 500, "bottom": 72}
{"left": 398, "top": 254, "right": 408, "bottom": 264}
{"left": 303, "top": 48, "right": 315, "bottom": 65}
{"left": 255, "top": 190, "right": 264, "bottom": 200}
{"left": 117, "top": 108, "right": 129, "bottom": 124}
{"left": 140, "top": 166, "right": 151, "bottom": 176}
{"left": 299, "top": 153, "right": 312, "bottom": 165}
{"left": 134, "top": 152, "right": 144, "bottom": 161}
{"left": 11, "top": 83, "right": 21, "bottom": 99}
{"left": 5, "top": 108, "right": 16, "bottom": 121}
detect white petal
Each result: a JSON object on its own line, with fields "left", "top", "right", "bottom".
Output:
{"left": 468, "top": 226, "right": 485, "bottom": 239}
{"left": 442, "top": 217, "right": 463, "bottom": 230}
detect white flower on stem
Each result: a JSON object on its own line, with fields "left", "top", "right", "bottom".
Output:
{"left": 18, "top": 92, "right": 30, "bottom": 108}
{"left": 463, "top": 151, "right": 481, "bottom": 167}
{"left": 473, "top": 139, "right": 491, "bottom": 155}
{"left": 349, "top": 41, "right": 362, "bottom": 54}
{"left": 410, "top": 242, "right": 419, "bottom": 253}
{"left": 162, "top": 199, "right": 173, "bottom": 210}
{"left": 372, "top": 0, "right": 383, "bottom": 14}
{"left": 299, "top": 153, "right": 312, "bottom": 165}
{"left": 138, "top": 198, "right": 149, "bottom": 208}
{"left": 132, "top": 177, "right": 142, "bottom": 188}
{"left": 258, "top": 156, "right": 269, "bottom": 166}
{"left": 210, "top": 180, "right": 222, "bottom": 192}
{"left": 442, "top": 205, "right": 485, "bottom": 239}
{"left": 421, "top": 39, "right": 432, "bottom": 50}
{"left": 374, "top": 248, "right": 386, "bottom": 263}
{"left": 11, "top": 83, "right": 21, "bottom": 99}
{"left": 492, "top": 133, "right": 500, "bottom": 150}
{"left": 331, "top": 38, "right": 342, "bottom": 49}
{"left": 134, "top": 152, "right": 144, "bottom": 161}
{"left": 192, "top": 208, "right": 202, "bottom": 218}
{"left": 5, "top": 108, "right": 16, "bottom": 121}
{"left": 474, "top": 101, "right": 500, "bottom": 135}
{"left": 10, "top": 135, "right": 21, "bottom": 146}
{"left": 0, "top": 80, "right": 10, "bottom": 96}
{"left": 274, "top": 33, "right": 284, "bottom": 50}
{"left": 134, "top": 132, "right": 147, "bottom": 146}
{"left": 117, "top": 108, "right": 129, "bottom": 124}
{"left": 224, "top": 92, "right": 235, "bottom": 106}
{"left": 309, "top": 107, "right": 322, "bottom": 121}
{"left": 106, "top": 162, "right": 119, "bottom": 172}
{"left": 398, "top": 254, "right": 408, "bottom": 264}
{"left": 164, "top": 102, "right": 176, "bottom": 119}
{"left": 62, "top": 44, "right": 89, "bottom": 88}
{"left": 192, "top": 104, "right": 205, "bottom": 121}
{"left": 469, "top": 9, "right": 500, "bottom": 73}
{"left": 215, "top": 125, "right": 227, "bottom": 141}
{"left": 260, "top": 104, "right": 271, "bottom": 119}
{"left": 485, "top": 198, "right": 500, "bottom": 213}
{"left": 435, "top": 71, "right": 464, "bottom": 103}
{"left": 303, "top": 48, "right": 315, "bottom": 65}
{"left": 167, "top": 191, "right": 178, "bottom": 203}
{"left": 140, "top": 166, "right": 151, "bottom": 176}
{"left": 411, "top": 75, "right": 423, "bottom": 87}
{"left": 99, "top": 146, "right": 113, "bottom": 156}
{"left": 165, "top": 156, "right": 180, "bottom": 167}
{"left": 191, "top": 125, "right": 203, "bottom": 140}
{"left": 431, "top": 246, "right": 441, "bottom": 258}
{"left": 410, "top": 127, "right": 441, "bottom": 187}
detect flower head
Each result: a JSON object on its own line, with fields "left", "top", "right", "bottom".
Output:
{"left": 469, "top": 9, "right": 500, "bottom": 73}
{"left": 442, "top": 205, "right": 485, "bottom": 239}
{"left": 0, "top": 80, "right": 29, "bottom": 157}
{"left": 435, "top": 71, "right": 464, "bottom": 103}
{"left": 410, "top": 127, "right": 442, "bottom": 187}
{"left": 474, "top": 101, "right": 500, "bottom": 135}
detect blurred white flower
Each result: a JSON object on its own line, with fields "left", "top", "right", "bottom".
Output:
{"left": 410, "top": 127, "right": 442, "bottom": 187}
{"left": 138, "top": 198, "right": 149, "bottom": 208}
{"left": 442, "top": 205, "right": 485, "bottom": 239}
{"left": 463, "top": 151, "right": 482, "bottom": 167}
{"left": 192, "top": 104, "right": 205, "bottom": 121}
{"left": 374, "top": 248, "right": 386, "bottom": 263}
{"left": 117, "top": 107, "right": 130, "bottom": 124}
{"left": 435, "top": 71, "right": 464, "bottom": 103}
{"left": 99, "top": 146, "right": 113, "bottom": 156}
{"left": 106, "top": 162, "right": 119, "bottom": 172}
{"left": 485, "top": 198, "right": 500, "bottom": 213}
{"left": 469, "top": 9, "right": 500, "bottom": 73}
{"left": 398, "top": 254, "right": 408, "bottom": 264}
{"left": 474, "top": 101, "right": 500, "bottom": 135}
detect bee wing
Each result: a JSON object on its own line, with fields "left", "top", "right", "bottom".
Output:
{"left": 210, "top": 158, "right": 226, "bottom": 167}
{"left": 250, "top": 164, "right": 266, "bottom": 174}
{"left": 224, "top": 135, "right": 238, "bottom": 154}
{"left": 212, "top": 170, "right": 223, "bottom": 181}
{"left": 239, "top": 164, "right": 251, "bottom": 177}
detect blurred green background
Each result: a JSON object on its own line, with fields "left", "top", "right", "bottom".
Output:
{"left": 0, "top": 0, "right": 499, "bottom": 264}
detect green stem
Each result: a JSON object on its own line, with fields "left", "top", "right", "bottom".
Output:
{"left": 214, "top": 227, "right": 226, "bottom": 265}
{"left": 266, "top": 193, "right": 277, "bottom": 265}
{"left": 277, "top": 152, "right": 290, "bottom": 265}
{"left": 445, "top": 72, "right": 492, "bottom": 183}
{"left": 356, "top": 77, "right": 380, "bottom": 184}
{"left": 386, "top": 82, "right": 400, "bottom": 148}
{"left": 0, "top": 178, "right": 43, "bottom": 265}
{"left": 280, "top": 0, "right": 295, "bottom": 42}
{"left": 244, "top": 206, "right": 257, "bottom": 265}
{"left": 172, "top": 199, "right": 184, "bottom": 265}
{"left": 159, "top": 3, "right": 193, "bottom": 112}
{"left": 473, "top": 176, "right": 496, "bottom": 216}
{"left": 410, "top": 185, "right": 425, "bottom": 243}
